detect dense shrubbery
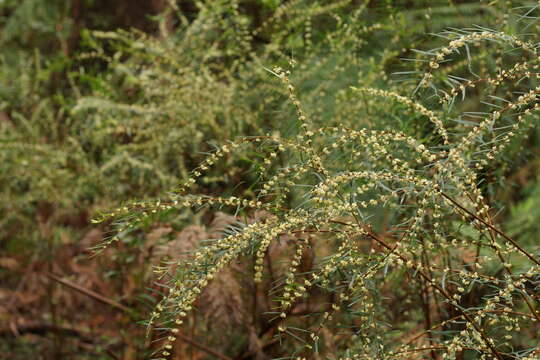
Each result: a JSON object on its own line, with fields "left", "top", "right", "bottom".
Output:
{"left": 1, "top": 1, "right": 540, "bottom": 359}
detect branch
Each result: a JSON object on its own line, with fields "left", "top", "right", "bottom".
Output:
{"left": 440, "top": 192, "right": 540, "bottom": 266}
{"left": 46, "top": 272, "right": 131, "bottom": 313}
{"left": 47, "top": 273, "right": 231, "bottom": 360}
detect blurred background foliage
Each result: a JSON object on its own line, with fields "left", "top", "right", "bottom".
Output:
{"left": 1, "top": 0, "right": 539, "bottom": 359}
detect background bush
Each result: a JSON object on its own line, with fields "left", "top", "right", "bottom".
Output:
{"left": 1, "top": 1, "right": 539, "bottom": 359}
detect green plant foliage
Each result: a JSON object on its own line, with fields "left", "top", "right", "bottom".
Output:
{"left": 1, "top": 0, "right": 72, "bottom": 50}
{"left": 88, "top": 2, "right": 540, "bottom": 360}
{"left": 2, "top": 0, "right": 540, "bottom": 359}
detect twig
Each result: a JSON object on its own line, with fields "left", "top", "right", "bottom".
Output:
{"left": 362, "top": 229, "right": 504, "bottom": 360}
{"left": 174, "top": 333, "right": 233, "bottom": 360}
{"left": 440, "top": 192, "right": 540, "bottom": 265}
{"left": 46, "top": 273, "right": 131, "bottom": 313}
{"left": 47, "top": 273, "right": 232, "bottom": 360}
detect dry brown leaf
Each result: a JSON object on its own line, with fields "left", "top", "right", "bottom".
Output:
{"left": 201, "top": 266, "right": 246, "bottom": 328}
{"left": 0, "top": 257, "right": 19, "bottom": 270}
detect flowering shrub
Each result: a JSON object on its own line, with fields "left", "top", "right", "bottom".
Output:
{"left": 92, "top": 3, "right": 540, "bottom": 360}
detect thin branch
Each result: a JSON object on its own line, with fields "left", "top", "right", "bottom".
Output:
{"left": 362, "top": 229, "right": 504, "bottom": 360}
{"left": 440, "top": 192, "right": 540, "bottom": 265}
{"left": 46, "top": 272, "right": 131, "bottom": 313}
{"left": 174, "top": 333, "right": 233, "bottom": 360}
{"left": 46, "top": 273, "right": 232, "bottom": 360}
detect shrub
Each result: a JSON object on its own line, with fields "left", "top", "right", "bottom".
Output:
{"left": 2, "top": 1, "right": 540, "bottom": 359}
{"left": 94, "top": 3, "right": 540, "bottom": 360}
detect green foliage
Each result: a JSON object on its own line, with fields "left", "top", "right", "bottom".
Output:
{"left": 507, "top": 181, "right": 540, "bottom": 243}
{"left": 2, "top": 0, "right": 540, "bottom": 359}
{"left": 1, "top": 0, "right": 72, "bottom": 50}
{"left": 89, "top": 2, "right": 540, "bottom": 360}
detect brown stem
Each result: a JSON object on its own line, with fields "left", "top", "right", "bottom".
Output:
{"left": 440, "top": 192, "right": 540, "bottom": 266}
{"left": 47, "top": 274, "right": 231, "bottom": 360}
{"left": 172, "top": 333, "right": 233, "bottom": 360}
{"left": 419, "top": 246, "right": 437, "bottom": 360}
{"left": 46, "top": 273, "right": 131, "bottom": 313}
{"left": 479, "top": 202, "right": 540, "bottom": 322}
{"left": 362, "top": 230, "right": 504, "bottom": 360}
